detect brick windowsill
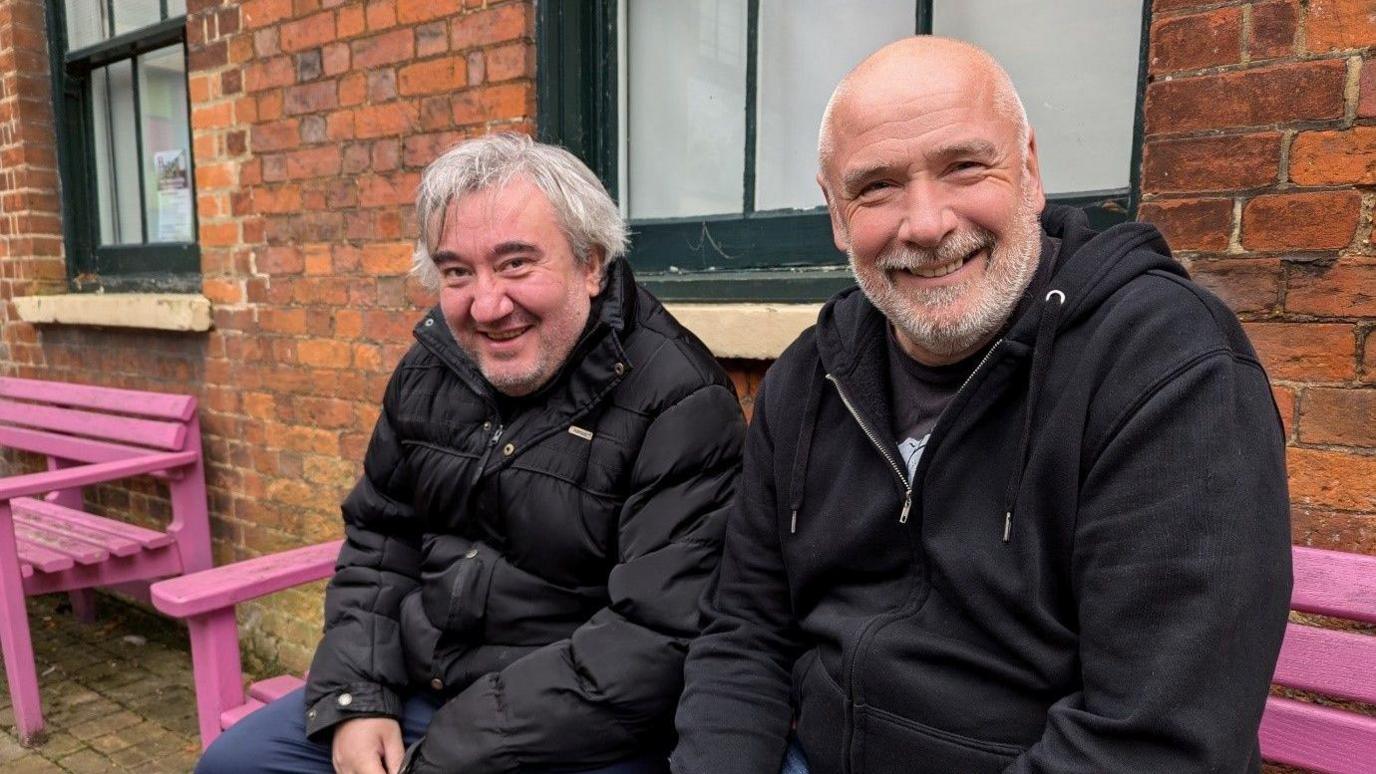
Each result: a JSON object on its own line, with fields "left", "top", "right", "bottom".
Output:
{"left": 11, "top": 294, "right": 213, "bottom": 332}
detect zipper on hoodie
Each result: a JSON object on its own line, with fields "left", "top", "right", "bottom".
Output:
{"left": 825, "top": 374, "right": 913, "bottom": 524}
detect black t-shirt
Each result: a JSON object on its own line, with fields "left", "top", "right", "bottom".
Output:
{"left": 887, "top": 327, "right": 987, "bottom": 481}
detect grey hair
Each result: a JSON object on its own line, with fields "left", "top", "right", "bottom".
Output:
{"left": 411, "top": 133, "right": 629, "bottom": 291}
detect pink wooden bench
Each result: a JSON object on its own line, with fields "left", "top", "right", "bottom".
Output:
{"left": 1260, "top": 545, "right": 1376, "bottom": 773}
{"left": 150, "top": 539, "right": 343, "bottom": 747}
{"left": 0, "top": 377, "right": 211, "bottom": 745}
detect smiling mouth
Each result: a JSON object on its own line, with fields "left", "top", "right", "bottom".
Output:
{"left": 901, "top": 248, "right": 985, "bottom": 279}
{"left": 481, "top": 327, "right": 529, "bottom": 342}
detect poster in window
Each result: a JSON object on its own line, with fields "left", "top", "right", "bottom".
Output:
{"left": 154, "top": 148, "right": 193, "bottom": 242}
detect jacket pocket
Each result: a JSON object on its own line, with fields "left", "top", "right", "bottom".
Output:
{"left": 421, "top": 537, "right": 494, "bottom": 636}
{"left": 854, "top": 704, "right": 1022, "bottom": 774}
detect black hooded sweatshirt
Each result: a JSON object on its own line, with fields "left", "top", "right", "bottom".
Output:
{"left": 672, "top": 205, "right": 1292, "bottom": 774}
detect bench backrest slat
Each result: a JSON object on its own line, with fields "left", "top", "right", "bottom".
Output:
{"left": 0, "top": 399, "right": 186, "bottom": 451}
{"left": 1291, "top": 546, "right": 1376, "bottom": 623}
{"left": 1261, "top": 696, "right": 1376, "bottom": 774}
{"left": 0, "top": 426, "right": 161, "bottom": 465}
{"left": 0, "top": 377, "right": 196, "bottom": 421}
{"left": 1271, "top": 622, "right": 1376, "bottom": 705}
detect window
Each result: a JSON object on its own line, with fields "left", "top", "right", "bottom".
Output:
{"left": 48, "top": 1, "right": 198, "bottom": 292}
{"left": 538, "top": 1, "right": 1150, "bottom": 301}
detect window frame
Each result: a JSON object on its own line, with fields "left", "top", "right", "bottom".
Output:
{"left": 47, "top": 2, "right": 200, "bottom": 293}
{"left": 536, "top": 1, "right": 1153, "bottom": 302}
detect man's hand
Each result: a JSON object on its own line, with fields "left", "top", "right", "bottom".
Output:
{"left": 332, "top": 717, "right": 405, "bottom": 774}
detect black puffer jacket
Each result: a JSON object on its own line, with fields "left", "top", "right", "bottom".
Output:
{"left": 304, "top": 259, "right": 744, "bottom": 773}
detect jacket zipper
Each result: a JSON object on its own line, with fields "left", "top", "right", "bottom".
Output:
{"left": 827, "top": 340, "right": 1004, "bottom": 774}
{"left": 470, "top": 422, "right": 504, "bottom": 486}
{"left": 825, "top": 374, "right": 912, "bottom": 524}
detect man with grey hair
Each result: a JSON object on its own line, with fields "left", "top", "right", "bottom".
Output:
{"left": 197, "top": 133, "right": 744, "bottom": 774}
{"left": 673, "top": 37, "right": 1290, "bottom": 774}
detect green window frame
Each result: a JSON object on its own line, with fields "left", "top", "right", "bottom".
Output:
{"left": 48, "top": 1, "right": 199, "bottom": 293}
{"left": 537, "top": 1, "right": 1153, "bottom": 302}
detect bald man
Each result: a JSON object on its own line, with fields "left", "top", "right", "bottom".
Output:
{"left": 672, "top": 38, "right": 1291, "bottom": 774}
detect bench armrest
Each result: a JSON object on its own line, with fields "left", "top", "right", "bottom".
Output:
{"left": 0, "top": 450, "right": 200, "bottom": 503}
{"left": 151, "top": 539, "right": 344, "bottom": 618}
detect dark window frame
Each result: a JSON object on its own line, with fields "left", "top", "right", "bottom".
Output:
{"left": 47, "top": 2, "right": 200, "bottom": 293}
{"left": 537, "top": 1, "right": 1153, "bottom": 302}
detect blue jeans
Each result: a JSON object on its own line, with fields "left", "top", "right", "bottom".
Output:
{"left": 195, "top": 687, "right": 669, "bottom": 774}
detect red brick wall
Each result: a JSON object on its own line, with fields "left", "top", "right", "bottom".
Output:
{"left": 1138, "top": 0, "right": 1376, "bottom": 557}
{"left": 0, "top": 0, "right": 536, "bottom": 673}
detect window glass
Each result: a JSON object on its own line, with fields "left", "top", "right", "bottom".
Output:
{"left": 91, "top": 60, "right": 142, "bottom": 245}
{"left": 933, "top": 0, "right": 1143, "bottom": 195}
{"left": 113, "top": 0, "right": 164, "bottom": 37}
{"left": 167, "top": 0, "right": 187, "bottom": 16}
{"left": 625, "top": 0, "right": 748, "bottom": 219}
{"left": 64, "top": 0, "right": 109, "bottom": 50}
{"left": 140, "top": 45, "right": 194, "bottom": 243}
{"left": 754, "top": 0, "right": 913, "bottom": 212}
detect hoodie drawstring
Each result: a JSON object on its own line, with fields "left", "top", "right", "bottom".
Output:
{"left": 1002, "top": 289, "right": 1066, "bottom": 543}
{"left": 788, "top": 362, "right": 825, "bottom": 535}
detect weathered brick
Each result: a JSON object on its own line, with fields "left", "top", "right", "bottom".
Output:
{"left": 1137, "top": 198, "right": 1232, "bottom": 252}
{"left": 1273, "top": 384, "right": 1296, "bottom": 439}
{"left": 484, "top": 42, "right": 531, "bottom": 82}
{"left": 284, "top": 81, "right": 338, "bottom": 115}
{"left": 1286, "top": 259, "right": 1376, "bottom": 317}
{"left": 1299, "top": 387, "right": 1376, "bottom": 446}
{"left": 1290, "top": 127, "right": 1376, "bottom": 186}
{"left": 280, "top": 10, "right": 336, "bottom": 53}
{"left": 416, "top": 21, "right": 448, "bottom": 57}
{"left": 1240, "top": 191, "right": 1361, "bottom": 251}
{"left": 352, "top": 28, "right": 415, "bottom": 69}
{"left": 1292, "top": 507, "right": 1376, "bottom": 555}
{"left": 1289, "top": 447, "right": 1376, "bottom": 513}
{"left": 398, "top": 56, "right": 466, "bottom": 95}
{"left": 337, "top": 3, "right": 367, "bottom": 38}
{"left": 365, "top": 0, "right": 397, "bottom": 30}
{"left": 1249, "top": 0, "right": 1298, "bottom": 60}
{"left": 1244, "top": 322, "right": 1356, "bottom": 381}
{"left": 251, "top": 118, "right": 300, "bottom": 152}
{"left": 362, "top": 242, "right": 414, "bottom": 275}
{"left": 1144, "top": 60, "right": 1346, "bottom": 135}
{"left": 1148, "top": 6, "right": 1242, "bottom": 74}
{"left": 1140, "top": 133, "right": 1280, "bottom": 194}
{"left": 397, "top": 0, "right": 455, "bottom": 24}
{"left": 1361, "top": 59, "right": 1376, "bottom": 119}
{"left": 322, "top": 42, "right": 350, "bottom": 75}
{"left": 451, "top": 4, "right": 529, "bottom": 50}
{"left": 284, "top": 145, "right": 343, "bottom": 179}
{"left": 242, "top": 0, "right": 294, "bottom": 29}
{"left": 1306, "top": 0, "right": 1376, "bottom": 53}
{"left": 1188, "top": 258, "right": 1280, "bottom": 314}
{"left": 354, "top": 102, "right": 419, "bottom": 138}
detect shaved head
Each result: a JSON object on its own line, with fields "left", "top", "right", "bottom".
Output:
{"left": 818, "top": 37, "right": 1028, "bottom": 183}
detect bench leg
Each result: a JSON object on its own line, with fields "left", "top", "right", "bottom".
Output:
{"left": 0, "top": 503, "right": 44, "bottom": 745}
{"left": 187, "top": 609, "right": 247, "bottom": 749}
{"left": 67, "top": 589, "right": 97, "bottom": 624}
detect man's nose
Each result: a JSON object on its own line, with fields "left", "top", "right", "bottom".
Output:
{"left": 898, "top": 182, "right": 957, "bottom": 248}
{"left": 469, "top": 277, "right": 515, "bottom": 324}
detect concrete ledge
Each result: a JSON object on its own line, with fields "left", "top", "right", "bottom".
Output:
{"left": 664, "top": 303, "right": 822, "bottom": 360}
{"left": 12, "top": 293, "right": 213, "bottom": 332}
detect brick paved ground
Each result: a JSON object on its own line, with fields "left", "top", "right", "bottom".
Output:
{"left": 0, "top": 594, "right": 202, "bottom": 773}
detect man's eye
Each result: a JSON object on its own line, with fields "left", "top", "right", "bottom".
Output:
{"left": 500, "top": 258, "right": 530, "bottom": 272}
{"left": 440, "top": 266, "right": 470, "bottom": 280}
{"left": 950, "top": 160, "right": 985, "bottom": 174}
{"left": 859, "top": 180, "right": 893, "bottom": 196}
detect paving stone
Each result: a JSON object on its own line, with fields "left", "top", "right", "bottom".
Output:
{"left": 0, "top": 595, "right": 205, "bottom": 773}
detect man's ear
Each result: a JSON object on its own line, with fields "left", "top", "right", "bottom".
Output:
{"left": 818, "top": 172, "right": 849, "bottom": 254}
{"left": 583, "top": 246, "right": 606, "bottom": 297}
{"left": 1024, "top": 127, "right": 1046, "bottom": 212}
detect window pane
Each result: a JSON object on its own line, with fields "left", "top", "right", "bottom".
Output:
{"left": 625, "top": 0, "right": 748, "bottom": 219}
{"left": 91, "top": 60, "right": 142, "bottom": 244}
{"left": 168, "top": 0, "right": 187, "bottom": 17}
{"left": 113, "top": 0, "right": 163, "bottom": 37}
{"left": 933, "top": 1, "right": 1143, "bottom": 196}
{"left": 754, "top": 0, "right": 913, "bottom": 212}
{"left": 64, "top": 0, "right": 110, "bottom": 50}
{"left": 140, "top": 45, "right": 194, "bottom": 243}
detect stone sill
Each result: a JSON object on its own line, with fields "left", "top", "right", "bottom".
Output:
{"left": 664, "top": 303, "right": 821, "bottom": 360}
{"left": 12, "top": 293, "right": 213, "bottom": 332}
